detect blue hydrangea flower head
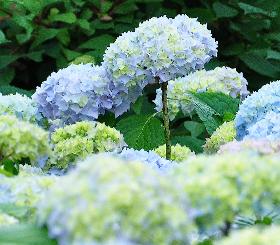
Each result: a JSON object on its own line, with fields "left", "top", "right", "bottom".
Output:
{"left": 32, "top": 64, "right": 112, "bottom": 126}
{"left": 103, "top": 31, "right": 153, "bottom": 116}
{"left": 235, "top": 80, "right": 280, "bottom": 140}
{"left": 103, "top": 15, "right": 217, "bottom": 117}
{"left": 154, "top": 66, "right": 249, "bottom": 120}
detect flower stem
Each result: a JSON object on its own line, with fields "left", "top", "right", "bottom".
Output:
{"left": 160, "top": 81, "right": 171, "bottom": 160}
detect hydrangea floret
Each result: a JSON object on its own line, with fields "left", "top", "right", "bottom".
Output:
{"left": 218, "top": 226, "right": 280, "bottom": 245}
{"left": 37, "top": 154, "right": 194, "bottom": 245}
{"left": 48, "top": 121, "right": 125, "bottom": 170}
{"left": 245, "top": 111, "right": 280, "bottom": 140}
{"left": 235, "top": 80, "right": 280, "bottom": 140}
{"left": 170, "top": 153, "right": 280, "bottom": 230}
{"left": 119, "top": 148, "right": 173, "bottom": 171}
{"left": 153, "top": 144, "right": 194, "bottom": 162}
{"left": 203, "top": 121, "right": 236, "bottom": 154}
{"left": 32, "top": 64, "right": 112, "bottom": 126}
{"left": 0, "top": 93, "right": 36, "bottom": 123}
{"left": 154, "top": 67, "right": 249, "bottom": 120}
{"left": 0, "top": 115, "right": 50, "bottom": 165}
{"left": 219, "top": 138, "right": 280, "bottom": 155}
{"left": 218, "top": 138, "right": 280, "bottom": 155}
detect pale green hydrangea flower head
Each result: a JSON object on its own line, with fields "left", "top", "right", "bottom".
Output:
{"left": 171, "top": 153, "right": 280, "bottom": 229}
{"left": 154, "top": 67, "right": 248, "bottom": 120}
{"left": 38, "top": 154, "right": 195, "bottom": 245}
{"left": 204, "top": 121, "right": 236, "bottom": 154}
{"left": 153, "top": 143, "right": 194, "bottom": 162}
{"left": 0, "top": 115, "right": 50, "bottom": 164}
{"left": 218, "top": 226, "right": 280, "bottom": 245}
{"left": 0, "top": 165, "right": 57, "bottom": 209}
{"left": 0, "top": 213, "right": 18, "bottom": 227}
{"left": 48, "top": 121, "right": 125, "bottom": 169}
{"left": 0, "top": 93, "right": 36, "bottom": 123}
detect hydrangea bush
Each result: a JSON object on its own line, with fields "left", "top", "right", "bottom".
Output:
{"left": 0, "top": 115, "right": 50, "bottom": 165}
{"left": 48, "top": 121, "right": 125, "bottom": 170}
{"left": 235, "top": 80, "right": 280, "bottom": 140}
{"left": 154, "top": 67, "right": 248, "bottom": 120}
{"left": 204, "top": 121, "right": 236, "bottom": 154}
{"left": 0, "top": 93, "right": 36, "bottom": 123}
{"left": 153, "top": 144, "right": 194, "bottom": 162}
{"left": 37, "top": 154, "right": 194, "bottom": 245}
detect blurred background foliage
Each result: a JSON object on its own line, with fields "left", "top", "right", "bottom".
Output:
{"left": 0, "top": 0, "right": 280, "bottom": 91}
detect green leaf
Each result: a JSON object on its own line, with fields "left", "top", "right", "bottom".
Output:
{"left": 114, "top": 2, "right": 138, "bottom": 14}
{"left": 25, "top": 51, "right": 43, "bottom": 62}
{"left": 132, "top": 96, "right": 155, "bottom": 115}
{"left": 185, "top": 8, "right": 216, "bottom": 23}
{"left": 3, "top": 159, "right": 18, "bottom": 175}
{"left": 240, "top": 53, "right": 280, "bottom": 78}
{"left": 49, "top": 12, "right": 77, "bottom": 24}
{"left": 238, "top": 2, "right": 277, "bottom": 17}
{"left": 31, "top": 28, "right": 59, "bottom": 48}
{"left": 184, "top": 121, "right": 205, "bottom": 138}
{"left": 193, "top": 92, "right": 239, "bottom": 117}
{"left": 171, "top": 136, "right": 204, "bottom": 153}
{"left": 0, "top": 55, "right": 20, "bottom": 69}
{"left": 0, "top": 68, "right": 15, "bottom": 85}
{"left": 212, "top": 2, "right": 239, "bottom": 18}
{"left": 56, "top": 29, "right": 70, "bottom": 46}
{"left": 267, "top": 50, "right": 280, "bottom": 60}
{"left": 78, "top": 19, "right": 91, "bottom": 30}
{"left": 101, "top": 1, "right": 113, "bottom": 13}
{"left": 13, "top": 14, "right": 34, "bottom": 43}
{"left": 0, "top": 85, "right": 33, "bottom": 97}
{"left": 63, "top": 48, "right": 82, "bottom": 61}
{"left": 0, "top": 30, "right": 9, "bottom": 44}
{"left": 79, "top": 34, "right": 115, "bottom": 51}
{"left": 187, "top": 92, "right": 239, "bottom": 134}
{"left": 116, "top": 114, "right": 165, "bottom": 150}
{"left": 70, "top": 55, "right": 95, "bottom": 64}
{"left": 0, "top": 223, "right": 57, "bottom": 245}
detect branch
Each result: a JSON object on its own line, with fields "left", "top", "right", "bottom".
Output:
{"left": 159, "top": 79, "right": 171, "bottom": 160}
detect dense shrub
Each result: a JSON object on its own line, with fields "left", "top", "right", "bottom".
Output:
{"left": 1, "top": 1, "right": 280, "bottom": 91}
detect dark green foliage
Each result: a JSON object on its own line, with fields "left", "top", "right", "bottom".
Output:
{"left": 116, "top": 114, "right": 165, "bottom": 150}
{"left": 187, "top": 92, "right": 239, "bottom": 134}
{"left": 1, "top": 0, "right": 280, "bottom": 91}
